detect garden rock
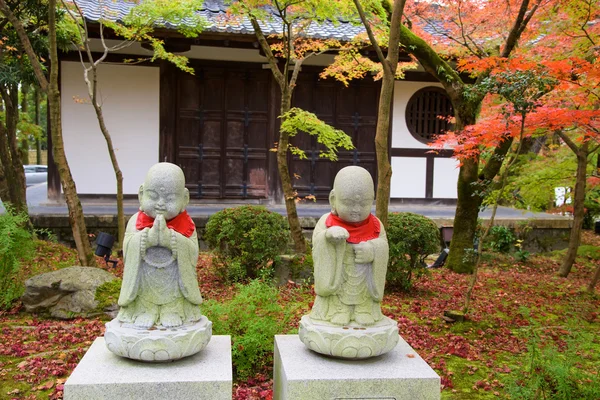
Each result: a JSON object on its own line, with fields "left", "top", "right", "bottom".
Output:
{"left": 22, "top": 266, "right": 116, "bottom": 319}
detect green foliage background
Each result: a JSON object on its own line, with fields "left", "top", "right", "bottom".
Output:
{"left": 506, "top": 311, "right": 600, "bottom": 400}
{"left": 0, "top": 207, "right": 35, "bottom": 309}
{"left": 486, "top": 145, "right": 600, "bottom": 228}
{"left": 202, "top": 280, "right": 301, "bottom": 380}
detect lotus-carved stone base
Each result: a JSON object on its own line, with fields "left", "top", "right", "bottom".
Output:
{"left": 104, "top": 316, "right": 212, "bottom": 362}
{"left": 298, "top": 315, "right": 399, "bottom": 359}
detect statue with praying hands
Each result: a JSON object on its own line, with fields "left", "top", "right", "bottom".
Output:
{"left": 105, "top": 163, "right": 212, "bottom": 362}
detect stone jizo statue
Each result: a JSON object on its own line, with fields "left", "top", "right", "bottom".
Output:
{"left": 105, "top": 163, "right": 211, "bottom": 362}
{"left": 117, "top": 163, "right": 202, "bottom": 328}
{"left": 299, "top": 166, "right": 398, "bottom": 359}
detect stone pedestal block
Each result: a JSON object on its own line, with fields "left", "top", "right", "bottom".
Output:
{"left": 274, "top": 335, "right": 440, "bottom": 400}
{"left": 64, "top": 336, "right": 232, "bottom": 400}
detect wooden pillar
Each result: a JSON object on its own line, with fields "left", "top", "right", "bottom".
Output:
{"left": 159, "top": 60, "right": 177, "bottom": 163}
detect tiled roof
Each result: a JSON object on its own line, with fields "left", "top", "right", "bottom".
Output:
{"left": 74, "top": 0, "right": 366, "bottom": 41}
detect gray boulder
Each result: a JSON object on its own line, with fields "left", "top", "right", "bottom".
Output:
{"left": 22, "top": 266, "right": 117, "bottom": 319}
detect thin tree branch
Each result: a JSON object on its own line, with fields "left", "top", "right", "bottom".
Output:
{"left": 289, "top": 57, "right": 302, "bottom": 89}
{"left": 248, "top": 16, "right": 285, "bottom": 88}
{"left": 556, "top": 130, "right": 580, "bottom": 154}
{"left": 353, "top": 0, "right": 388, "bottom": 71}
{"left": 285, "top": 18, "right": 292, "bottom": 84}
{"left": 456, "top": 2, "right": 485, "bottom": 58}
{"left": 501, "top": 0, "right": 542, "bottom": 57}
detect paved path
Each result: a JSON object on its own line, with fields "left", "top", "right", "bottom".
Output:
{"left": 16, "top": 182, "right": 570, "bottom": 223}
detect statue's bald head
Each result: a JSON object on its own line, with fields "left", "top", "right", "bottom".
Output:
{"left": 139, "top": 163, "right": 189, "bottom": 220}
{"left": 144, "top": 163, "right": 186, "bottom": 189}
{"left": 330, "top": 166, "right": 374, "bottom": 223}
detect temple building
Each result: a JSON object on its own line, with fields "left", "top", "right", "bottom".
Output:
{"left": 53, "top": 0, "right": 459, "bottom": 203}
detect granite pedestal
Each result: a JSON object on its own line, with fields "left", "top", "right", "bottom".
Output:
{"left": 274, "top": 335, "right": 440, "bottom": 400}
{"left": 64, "top": 335, "right": 232, "bottom": 400}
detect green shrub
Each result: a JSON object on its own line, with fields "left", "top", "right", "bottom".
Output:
{"left": 0, "top": 206, "right": 35, "bottom": 309}
{"left": 202, "top": 280, "right": 297, "bottom": 379}
{"left": 386, "top": 212, "right": 440, "bottom": 291}
{"left": 488, "top": 225, "right": 516, "bottom": 253}
{"left": 204, "top": 206, "right": 290, "bottom": 282}
{"left": 95, "top": 278, "right": 122, "bottom": 311}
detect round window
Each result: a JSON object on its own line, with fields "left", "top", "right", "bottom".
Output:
{"left": 405, "top": 87, "right": 454, "bottom": 144}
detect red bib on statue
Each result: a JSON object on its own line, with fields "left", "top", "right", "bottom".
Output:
{"left": 135, "top": 211, "right": 195, "bottom": 238}
{"left": 325, "top": 213, "right": 380, "bottom": 244}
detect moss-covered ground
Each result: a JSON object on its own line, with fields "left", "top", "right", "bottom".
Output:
{"left": 1, "top": 232, "right": 599, "bottom": 399}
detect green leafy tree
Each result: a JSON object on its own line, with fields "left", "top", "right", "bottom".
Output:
{"left": 0, "top": 0, "right": 97, "bottom": 266}
{"left": 350, "top": 0, "right": 407, "bottom": 228}
{"left": 501, "top": 145, "right": 577, "bottom": 212}
{"left": 228, "top": 0, "right": 358, "bottom": 254}
{"left": 0, "top": 0, "right": 48, "bottom": 216}
{"left": 59, "top": 0, "right": 207, "bottom": 248}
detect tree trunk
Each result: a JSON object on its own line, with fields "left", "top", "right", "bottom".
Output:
{"left": 0, "top": 0, "right": 95, "bottom": 264}
{"left": 34, "top": 86, "right": 42, "bottom": 165}
{"left": 90, "top": 87, "right": 125, "bottom": 249}
{"left": 0, "top": 119, "right": 18, "bottom": 204}
{"left": 558, "top": 142, "right": 588, "bottom": 277}
{"left": 443, "top": 101, "right": 483, "bottom": 274}
{"left": 0, "top": 162, "right": 9, "bottom": 200}
{"left": 374, "top": 64, "right": 394, "bottom": 228}
{"left": 447, "top": 157, "right": 481, "bottom": 273}
{"left": 0, "top": 123, "right": 16, "bottom": 203}
{"left": 587, "top": 263, "right": 600, "bottom": 292}
{"left": 246, "top": 17, "right": 306, "bottom": 254}
{"left": 278, "top": 90, "right": 307, "bottom": 254}
{"left": 19, "top": 84, "right": 29, "bottom": 164}
{"left": 47, "top": 0, "right": 96, "bottom": 267}
{"left": 353, "top": 0, "right": 405, "bottom": 229}
{"left": 0, "top": 85, "right": 28, "bottom": 215}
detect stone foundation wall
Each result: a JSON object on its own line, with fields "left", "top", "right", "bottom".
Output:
{"left": 31, "top": 214, "right": 570, "bottom": 254}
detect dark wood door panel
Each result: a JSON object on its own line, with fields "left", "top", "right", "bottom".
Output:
{"left": 175, "top": 64, "right": 271, "bottom": 199}
{"left": 290, "top": 74, "right": 380, "bottom": 200}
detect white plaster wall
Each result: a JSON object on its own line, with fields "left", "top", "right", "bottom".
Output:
{"left": 390, "top": 157, "right": 427, "bottom": 198}
{"left": 87, "top": 39, "right": 336, "bottom": 65}
{"left": 433, "top": 158, "right": 459, "bottom": 199}
{"left": 391, "top": 81, "right": 444, "bottom": 149}
{"left": 61, "top": 61, "right": 159, "bottom": 194}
